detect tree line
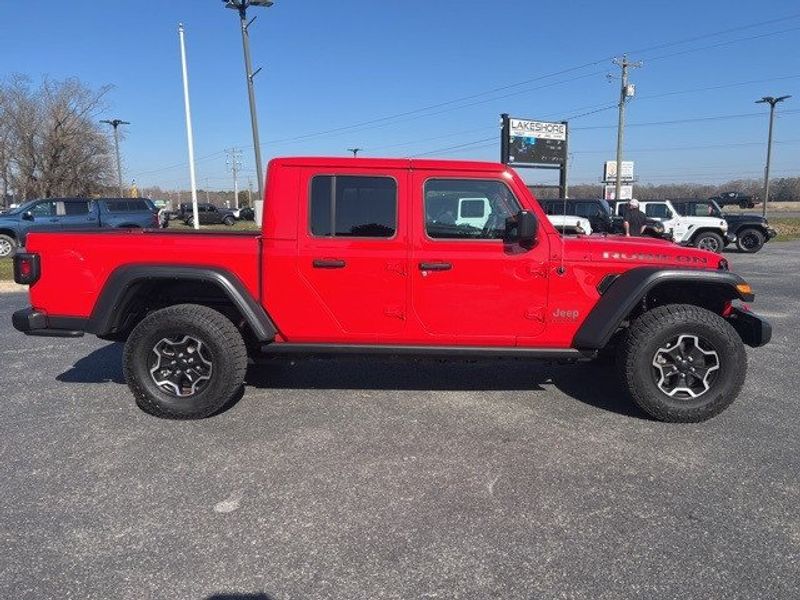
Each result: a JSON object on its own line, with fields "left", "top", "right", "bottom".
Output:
{"left": 0, "top": 75, "right": 115, "bottom": 205}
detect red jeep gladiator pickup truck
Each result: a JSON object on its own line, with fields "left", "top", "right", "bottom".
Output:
{"left": 12, "top": 157, "right": 771, "bottom": 422}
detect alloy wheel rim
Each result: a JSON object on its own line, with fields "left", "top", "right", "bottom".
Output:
{"left": 698, "top": 237, "right": 720, "bottom": 252}
{"left": 741, "top": 233, "right": 759, "bottom": 249}
{"left": 149, "top": 335, "right": 213, "bottom": 397}
{"left": 0, "top": 239, "right": 12, "bottom": 256}
{"left": 651, "top": 334, "right": 720, "bottom": 399}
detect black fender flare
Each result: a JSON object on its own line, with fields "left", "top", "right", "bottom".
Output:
{"left": 85, "top": 264, "right": 277, "bottom": 342}
{"left": 572, "top": 267, "right": 752, "bottom": 350}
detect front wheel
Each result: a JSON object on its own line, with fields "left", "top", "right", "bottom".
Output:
{"left": 617, "top": 304, "right": 746, "bottom": 422}
{"left": 123, "top": 304, "right": 248, "bottom": 419}
{"left": 693, "top": 231, "right": 724, "bottom": 253}
{"left": 0, "top": 234, "right": 17, "bottom": 258}
{"left": 222, "top": 215, "right": 235, "bottom": 226}
{"left": 736, "top": 228, "right": 765, "bottom": 253}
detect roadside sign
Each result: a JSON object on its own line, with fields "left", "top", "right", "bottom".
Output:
{"left": 504, "top": 118, "right": 567, "bottom": 166}
{"left": 603, "top": 161, "right": 634, "bottom": 182}
{"left": 604, "top": 184, "right": 633, "bottom": 200}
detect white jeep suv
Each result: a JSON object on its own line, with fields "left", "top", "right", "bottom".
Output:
{"left": 614, "top": 200, "right": 730, "bottom": 252}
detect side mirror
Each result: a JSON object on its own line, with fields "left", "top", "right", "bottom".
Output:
{"left": 22, "top": 211, "right": 34, "bottom": 221}
{"left": 515, "top": 210, "right": 537, "bottom": 247}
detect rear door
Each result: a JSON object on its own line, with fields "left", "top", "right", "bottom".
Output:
{"left": 296, "top": 169, "right": 409, "bottom": 340}
{"left": 410, "top": 172, "right": 549, "bottom": 345}
{"left": 58, "top": 199, "right": 97, "bottom": 230}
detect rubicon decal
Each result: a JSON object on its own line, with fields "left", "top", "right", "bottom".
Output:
{"left": 602, "top": 251, "right": 708, "bottom": 265}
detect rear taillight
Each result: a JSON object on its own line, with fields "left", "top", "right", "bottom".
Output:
{"left": 13, "top": 253, "right": 40, "bottom": 285}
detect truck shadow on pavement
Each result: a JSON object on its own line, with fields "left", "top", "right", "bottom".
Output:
{"left": 55, "top": 343, "right": 650, "bottom": 420}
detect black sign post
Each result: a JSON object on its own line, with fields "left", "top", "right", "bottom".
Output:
{"left": 501, "top": 113, "right": 569, "bottom": 198}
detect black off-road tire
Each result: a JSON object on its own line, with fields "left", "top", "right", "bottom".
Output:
{"left": 617, "top": 304, "right": 747, "bottom": 423}
{"left": 692, "top": 231, "right": 725, "bottom": 253}
{"left": 0, "top": 234, "right": 17, "bottom": 258}
{"left": 123, "top": 304, "right": 247, "bottom": 419}
{"left": 736, "top": 228, "right": 765, "bottom": 253}
{"left": 223, "top": 215, "right": 236, "bottom": 226}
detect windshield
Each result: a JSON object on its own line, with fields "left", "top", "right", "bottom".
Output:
{"left": 4, "top": 200, "right": 39, "bottom": 215}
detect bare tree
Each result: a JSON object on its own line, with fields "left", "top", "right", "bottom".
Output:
{"left": 0, "top": 75, "right": 115, "bottom": 202}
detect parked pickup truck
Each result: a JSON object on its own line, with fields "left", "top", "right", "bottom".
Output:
{"left": 0, "top": 197, "right": 158, "bottom": 257}
{"left": 12, "top": 157, "right": 771, "bottom": 423}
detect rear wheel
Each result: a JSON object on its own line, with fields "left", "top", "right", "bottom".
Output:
{"left": 693, "top": 231, "right": 724, "bottom": 253}
{"left": 736, "top": 228, "right": 765, "bottom": 253}
{"left": 123, "top": 304, "right": 247, "bottom": 419}
{"left": 0, "top": 234, "right": 17, "bottom": 258}
{"left": 617, "top": 304, "right": 746, "bottom": 422}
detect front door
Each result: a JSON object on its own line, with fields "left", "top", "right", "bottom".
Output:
{"left": 296, "top": 169, "right": 409, "bottom": 341}
{"left": 410, "top": 173, "right": 550, "bottom": 346}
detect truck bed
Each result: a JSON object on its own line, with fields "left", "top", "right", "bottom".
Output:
{"left": 25, "top": 229, "right": 262, "bottom": 318}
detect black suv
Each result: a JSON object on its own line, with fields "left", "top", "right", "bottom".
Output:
{"left": 669, "top": 198, "right": 776, "bottom": 253}
{"left": 178, "top": 202, "right": 236, "bottom": 226}
{"left": 538, "top": 198, "right": 614, "bottom": 233}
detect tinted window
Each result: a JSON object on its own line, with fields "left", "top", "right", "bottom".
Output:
{"left": 310, "top": 175, "right": 397, "bottom": 238}
{"left": 63, "top": 201, "right": 91, "bottom": 216}
{"left": 105, "top": 200, "right": 149, "bottom": 212}
{"left": 543, "top": 200, "right": 571, "bottom": 216}
{"left": 574, "top": 202, "right": 601, "bottom": 218}
{"left": 31, "top": 201, "right": 57, "bottom": 217}
{"left": 460, "top": 199, "right": 485, "bottom": 218}
{"left": 425, "top": 179, "right": 521, "bottom": 240}
{"left": 645, "top": 204, "right": 672, "bottom": 219}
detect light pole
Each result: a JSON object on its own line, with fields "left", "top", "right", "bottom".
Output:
{"left": 347, "top": 148, "right": 362, "bottom": 158}
{"left": 100, "top": 118, "right": 130, "bottom": 197}
{"left": 223, "top": 0, "right": 273, "bottom": 225}
{"left": 756, "top": 95, "right": 791, "bottom": 218}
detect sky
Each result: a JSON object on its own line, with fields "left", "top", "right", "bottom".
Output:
{"left": 1, "top": 0, "right": 798, "bottom": 192}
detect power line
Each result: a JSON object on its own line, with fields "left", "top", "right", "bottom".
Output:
{"left": 133, "top": 16, "right": 800, "bottom": 182}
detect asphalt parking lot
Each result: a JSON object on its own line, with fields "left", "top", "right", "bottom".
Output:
{"left": 1, "top": 243, "right": 798, "bottom": 600}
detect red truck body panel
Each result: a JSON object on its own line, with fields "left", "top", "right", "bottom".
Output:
{"left": 22, "top": 156, "right": 728, "bottom": 350}
{"left": 26, "top": 230, "right": 261, "bottom": 319}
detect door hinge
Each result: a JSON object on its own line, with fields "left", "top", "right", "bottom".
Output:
{"left": 527, "top": 263, "right": 548, "bottom": 278}
{"left": 524, "top": 307, "right": 545, "bottom": 322}
{"left": 386, "top": 261, "right": 406, "bottom": 275}
{"left": 384, "top": 306, "right": 406, "bottom": 320}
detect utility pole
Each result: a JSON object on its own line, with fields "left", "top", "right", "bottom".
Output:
{"left": 611, "top": 55, "right": 641, "bottom": 201}
{"left": 100, "top": 118, "right": 130, "bottom": 197}
{"left": 756, "top": 95, "right": 791, "bottom": 218}
{"left": 223, "top": 0, "right": 275, "bottom": 224}
{"left": 247, "top": 177, "right": 253, "bottom": 206}
{"left": 347, "top": 148, "right": 362, "bottom": 158}
{"left": 205, "top": 177, "right": 211, "bottom": 202}
{"left": 226, "top": 148, "right": 243, "bottom": 209}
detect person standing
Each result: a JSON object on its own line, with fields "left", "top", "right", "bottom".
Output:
{"left": 623, "top": 199, "right": 647, "bottom": 237}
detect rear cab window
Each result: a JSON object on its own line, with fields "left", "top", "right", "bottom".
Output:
{"left": 309, "top": 175, "right": 397, "bottom": 238}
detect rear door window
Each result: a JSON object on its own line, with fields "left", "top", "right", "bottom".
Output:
{"left": 310, "top": 175, "right": 397, "bottom": 238}
{"left": 63, "top": 201, "right": 91, "bottom": 216}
